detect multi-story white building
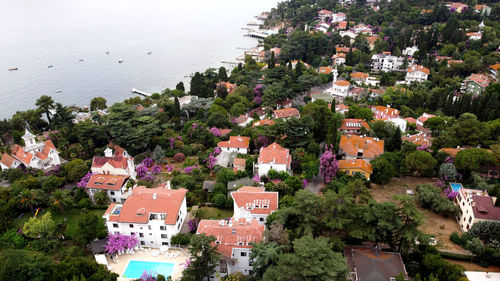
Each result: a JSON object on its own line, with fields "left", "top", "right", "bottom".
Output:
{"left": 103, "top": 186, "right": 188, "bottom": 248}
{"left": 331, "top": 12, "right": 347, "bottom": 23}
{"left": 455, "top": 187, "right": 500, "bottom": 232}
{"left": 318, "top": 9, "right": 333, "bottom": 21}
{"left": 197, "top": 218, "right": 265, "bottom": 280}
{"left": 331, "top": 80, "right": 351, "bottom": 97}
{"left": 217, "top": 136, "right": 250, "bottom": 154}
{"left": 0, "top": 129, "right": 61, "bottom": 171}
{"left": 231, "top": 186, "right": 278, "bottom": 225}
{"left": 86, "top": 174, "right": 130, "bottom": 203}
{"left": 91, "top": 144, "right": 136, "bottom": 179}
{"left": 257, "top": 142, "right": 292, "bottom": 177}
{"left": 405, "top": 65, "right": 430, "bottom": 83}
{"left": 371, "top": 53, "right": 405, "bottom": 72}
{"left": 371, "top": 106, "right": 400, "bottom": 120}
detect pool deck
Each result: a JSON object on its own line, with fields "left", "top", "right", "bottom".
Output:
{"left": 106, "top": 248, "right": 189, "bottom": 281}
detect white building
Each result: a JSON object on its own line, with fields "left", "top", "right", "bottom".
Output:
{"left": 86, "top": 174, "right": 130, "bottom": 203}
{"left": 91, "top": 144, "right": 136, "bottom": 179}
{"left": 331, "top": 80, "right": 351, "bottom": 97}
{"left": 332, "top": 12, "right": 347, "bottom": 23}
{"left": 455, "top": 187, "right": 499, "bottom": 232}
{"left": 318, "top": 9, "right": 333, "bottom": 21}
{"left": 386, "top": 117, "right": 407, "bottom": 132}
{"left": 217, "top": 136, "right": 250, "bottom": 154}
{"left": 405, "top": 65, "right": 430, "bottom": 84}
{"left": 371, "top": 53, "right": 405, "bottom": 72}
{"left": 332, "top": 53, "right": 346, "bottom": 65}
{"left": 339, "top": 30, "right": 357, "bottom": 40}
{"left": 169, "top": 95, "right": 198, "bottom": 108}
{"left": 0, "top": 129, "right": 61, "bottom": 171}
{"left": 231, "top": 186, "right": 278, "bottom": 225}
{"left": 257, "top": 142, "right": 292, "bottom": 177}
{"left": 402, "top": 46, "right": 419, "bottom": 57}
{"left": 103, "top": 186, "right": 188, "bottom": 248}
{"left": 197, "top": 218, "right": 265, "bottom": 280}
{"left": 416, "top": 113, "right": 436, "bottom": 128}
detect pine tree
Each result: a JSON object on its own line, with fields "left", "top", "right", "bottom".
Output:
{"left": 175, "top": 82, "right": 185, "bottom": 92}
{"left": 387, "top": 128, "right": 402, "bottom": 152}
{"left": 218, "top": 67, "right": 228, "bottom": 82}
{"left": 269, "top": 51, "right": 275, "bottom": 69}
{"left": 331, "top": 99, "right": 336, "bottom": 113}
{"left": 190, "top": 72, "right": 203, "bottom": 97}
{"left": 174, "top": 97, "right": 181, "bottom": 118}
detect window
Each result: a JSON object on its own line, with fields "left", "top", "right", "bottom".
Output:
{"left": 469, "top": 216, "right": 472, "bottom": 223}
{"left": 259, "top": 218, "right": 264, "bottom": 222}
{"left": 160, "top": 226, "right": 166, "bottom": 231}
{"left": 139, "top": 233, "right": 144, "bottom": 238}
{"left": 113, "top": 223, "right": 118, "bottom": 228}
{"left": 160, "top": 214, "right": 166, "bottom": 220}
{"left": 140, "top": 241, "right": 145, "bottom": 245}
{"left": 148, "top": 225, "right": 151, "bottom": 230}
{"left": 129, "top": 224, "right": 134, "bottom": 228}
{"left": 151, "top": 241, "right": 154, "bottom": 244}
{"left": 130, "top": 232, "right": 135, "bottom": 236}
{"left": 215, "top": 241, "right": 221, "bottom": 245}
{"left": 162, "top": 242, "right": 169, "bottom": 246}
{"left": 241, "top": 252, "right": 247, "bottom": 257}
{"left": 161, "top": 234, "right": 168, "bottom": 239}
{"left": 112, "top": 198, "right": 116, "bottom": 202}
{"left": 110, "top": 191, "right": 115, "bottom": 195}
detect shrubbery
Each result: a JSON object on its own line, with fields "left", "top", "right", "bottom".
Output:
{"left": 416, "top": 184, "right": 458, "bottom": 217}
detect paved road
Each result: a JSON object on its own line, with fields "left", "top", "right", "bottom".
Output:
{"left": 305, "top": 174, "right": 324, "bottom": 194}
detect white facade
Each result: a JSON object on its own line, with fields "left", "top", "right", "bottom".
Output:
{"left": 330, "top": 81, "right": 351, "bottom": 97}
{"left": 402, "top": 46, "right": 419, "bottom": 57}
{"left": 87, "top": 184, "right": 130, "bottom": 203}
{"left": 371, "top": 54, "right": 405, "bottom": 72}
{"left": 257, "top": 162, "right": 289, "bottom": 177}
{"left": 220, "top": 147, "right": 248, "bottom": 154}
{"left": 405, "top": 67, "right": 429, "bottom": 83}
{"left": 91, "top": 147, "right": 136, "bottom": 179}
{"left": 387, "top": 118, "right": 407, "bottom": 132}
{"left": 455, "top": 188, "right": 492, "bottom": 232}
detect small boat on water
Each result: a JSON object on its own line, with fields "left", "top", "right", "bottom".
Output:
{"left": 48, "top": 65, "right": 54, "bottom": 68}
{"left": 106, "top": 51, "right": 110, "bottom": 54}
{"left": 147, "top": 51, "right": 152, "bottom": 55}
{"left": 118, "top": 58, "right": 124, "bottom": 63}
{"left": 79, "top": 59, "right": 84, "bottom": 62}
{"left": 9, "top": 67, "right": 18, "bottom": 71}
{"left": 56, "top": 90, "right": 62, "bottom": 93}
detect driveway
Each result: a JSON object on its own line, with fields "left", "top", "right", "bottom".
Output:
{"left": 305, "top": 174, "right": 324, "bottom": 194}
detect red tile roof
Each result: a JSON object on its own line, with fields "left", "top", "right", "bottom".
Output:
{"left": 334, "top": 80, "right": 351, "bottom": 87}
{"left": 335, "top": 104, "right": 349, "bottom": 111}
{"left": 372, "top": 106, "right": 399, "bottom": 119}
{"left": 404, "top": 117, "right": 417, "bottom": 124}
{"left": 402, "top": 134, "right": 433, "bottom": 147}
{"left": 233, "top": 158, "right": 246, "bottom": 167}
{"left": 258, "top": 142, "right": 292, "bottom": 166}
{"left": 219, "top": 129, "right": 232, "bottom": 136}
{"left": 407, "top": 65, "right": 430, "bottom": 75}
{"left": 318, "top": 9, "right": 332, "bottom": 15}
{"left": 252, "top": 119, "right": 275, "bottom": 128}
{"left": 339, "top": 159, "right": 373, "bottom": 174}
{"left": 11, "top": 145, "right": 33, "bottom": 165}
{"left": 466, "top": 74, "right": 490, "bottom": 88}
{"left": 273, "top": 108, "right": 300, "bottom": 119}
{"left": 471, "top": 196, "right": 500, "bottom": 221}
{"left": 234, "top": 115, "right": 250, "bottom": 124}
{"left": 340, "top": 135, "right": 384, "bottom": 159}
{"left": 350, "top": 72, "right": 369, "bottom": 80}
{"left": 0, "top": 153, "right": 16, "bottom": 167}
{"left": 231, "top": 186, "right": 278, "bottom": 215}
{"left": 92, "top": 156, "right": 128, "bottom": 169}
{"left": 218, "top": 136, "right": 250, "bottom": 149}
{"left": 197, "top": 218, "right": 265, "bottom": 258}
{"left": 108, "top": 186, "right": 187, "bottom": 225}
{"left": 339, "top": 119, "right": 370, "bottom": 131}
{"left": 439, "top": 147, "right": 465, "bottom": 156}
{"left": 86, "top": 174, "right": 129, "bottom": 191}
{"left": 490, "top": 63, "right": 500, "bottom": 71}
{"left": 319, "top": 67, "right": 333, "bottom": 74}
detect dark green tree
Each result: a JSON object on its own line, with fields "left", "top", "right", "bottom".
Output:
{"left": 35, "top": 95, "right": 55, "bottom": 125}
{"left": 181, "top": 234, "right": 220, "bottom": 281}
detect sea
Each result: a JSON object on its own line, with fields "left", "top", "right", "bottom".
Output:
{"left": 0, "top": 0, "right": 278, "bottom": 119}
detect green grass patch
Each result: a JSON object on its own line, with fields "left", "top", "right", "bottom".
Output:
{"left": 196, "top": 207, "right": 233, "bottom": 220}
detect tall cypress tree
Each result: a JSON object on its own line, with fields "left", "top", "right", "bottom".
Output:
{"left": 269, "top": 51, "right": 275, "bottom": 69}
{"left": 174, "top": 97, "right": 181, "bottom": 118}
{"left": 190, "top": 72, "right": 203, "bottom": 97}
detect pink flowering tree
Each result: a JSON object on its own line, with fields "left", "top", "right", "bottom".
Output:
{"left": 104, "top": 233, "right": 138, "bottom": 255}
{"left": 164, "top": 164, "right": 174, "bottom": 173}
{"left": 204, "top": 148, "right": 221, "bottom": 172}
{"left": 184, "top": 166, "right": 196, "bottom": 174}
{"left": 320, "top": 146, "right": 339, "bottom": 183}
{"left": 254, "top": 84, "right": 264, "bottom": 105}
{"left": 443, "top": 188, "right": 458, "bottom": 200}
{"left": 252, "top": 174, "right": 261, "bottom": 183}
{"left": 180, "top": 258, "right": 191, "bottom": 269}
{"left": 140, "top": 270, "right": 156, "bottom": 281}
{"left": 151, "top": 164, "right": 162, "bottom": 174}
{"left": 77, "top": 172, "right": 95, "bottom": 188}
{"left": 142, "top": 158, "right": 154, "bottom": 168}
{"left": 209, "top": 127, "right": 221, "bottom": 137}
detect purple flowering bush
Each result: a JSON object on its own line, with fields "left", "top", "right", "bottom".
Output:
{"left": 77, "top": 172, "right": 95, "bottom": 188}
{"left": 320, "top": 145, "right": 339, "bottom": 183}
{"left": 104, "top": 233, "right": 138, "bottom": 255}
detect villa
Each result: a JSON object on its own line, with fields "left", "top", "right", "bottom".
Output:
{"left": 455, "top": 187, "right": 500, "bottom": 232}
{"left": 335, "top": 103, "right": 350, "bottom": 114}
{"left": 272, "top": 108, "right": 300, "bottom": 120}
{"left": 252, "top": 119, "right": 275, "bottom": 128}
{"left": 405, "top": 65, "right": 430, "bottom": 84}
{"left": 402, "top": 133, "right": 433, "bottom": 147}
{"left": 371, "top": 106, "right": 400, "bottom": 120}
{"left": 257, "top": 142, "right": 292, "bottom": 177}
{"left": 461, "top": 73, "right": 490, "bottom": 96}
{"left": 197, "top": 218, "right": 265, "bottom": 280}
{"left": 338, "top": 159, "right": 373, "bottom": 180}
{"left": 371, "top": 53, "right": 405, "bottom": 72}
{"left": 103, "top": 185, "right": 188, "bottom": 248}
{"left": 86, "top": 174, "right": 130, "bottom": 203}
{"left": 490, "top": 63, "right": 500, "bottom": 79}
{"left": 339, "top": 119, "right": 370, "bottom": 135}
{"left": 332, "top": 53, "right": 346, "bottom": 65}
{"left": 217, "top": 136, "right": 250, "bottom": 154}
{"left": 231, "top": 186, "right": 278, "bottom": 225}
{"left": 331, "top": 80, "right": 351, "bottom": 97}
{"left": 91, "top": 143, "right": 136, "bottom": 179}
{"left": 339, "top": 135, "right": 384, "bottom": 162}
{"left": 318, "top": 9, "right": 333, "bottom": 21}
{"left": 350, "top": 72, "right": 369, "bottom": 84}
{"left": 0, "top": 129, "right": 61, "bottom": 171}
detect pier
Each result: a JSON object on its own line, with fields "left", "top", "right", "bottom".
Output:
{"left": 131, "top": 88, "right": 152, "bottom": 97}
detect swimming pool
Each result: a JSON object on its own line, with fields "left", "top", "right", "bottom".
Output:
{"left": 450, "top": 182, "right": 463, "bottom": 192}
{"left": 122, "top": 260, "right": 174, "bottom": 279}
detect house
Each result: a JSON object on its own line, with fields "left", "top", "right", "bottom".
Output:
{"left": 466, "top": 32, "right": 482, "bottom": 41}
{"left": 402, "top": 46, "right": 419, "bottom": 57}
{"left": 233, "top": 158, "right": 246, "bottom": 172}
{"left": 465, "top": 271, "right": 500, "bottom": 281}
{"left": 218, "top": 136, "right": 250, "bottom": 154}
{"left": 252, "top": 119, "right": 275, "bottom": 128}
{"left": 319, "top": 66, "right": 333, "bottom": 75}
{"left": 473, "top": 4, "right": 491, "bottom": 15}
{"left": 404, "top": 117, "right": 417, "bottom": 125}
{"left": 461, "top": 74, "right": 490, "bottom": 95}
{"left": 196, "top": 218, "right": 265, "bottom": 279}
{"left": 231, "top": 186, "right": 278, "bottom": 225}
{"left": 371, "top": 53, "right": 405, "bottom": 72}
{"left": 332, "top": 53, "right": 346, "bottom": 65}
{"left": 249, "top": 107, "right": 266, "bottom": 120}
{"left": 416, "top": 113, "right": 435, "bottom": 128}
{"left": 233, "top": 115, "right": 254, "bottom": 127}
{"left": 318, "top": 9, "right": 333, "bottom": 21}
{"left": 91, "top": 143, "right": 136, "bottom": 179}
{"left": 387, "top": 118, "right": 407, "bottom": 132}
{"left": 169, "top": 95, "right": 198, "bottom": 108}
{"left": 336, "top": 21, "right": 348, "bottom": 30}
{"left": 0, "top": 129, "right": 61, "bottom": 171}
{"left": 340, "top": 30, "right": 358, "bottom": 40}
{"left": 435, "top": 56, "right": 452, "bottom": 62}
{"left": 257, "top": 142, "right": 292, "bottom": 177}
{"left": 316, "top": 22, "right": 332, "bottom": 33}
{"left": 371, "top": 106, "right": 399, "bottom": 120}
{"left": 447, "top": 60, "right": 464, "bottom": 67}
{"left": 219, "top": 129, "right": 232, "bottom": 137}
{"left": 455, "top": 188, "right": 500, "bottom": 232}
{"left": 353, "top": 24, "right": 372, "bottom": 35}
{"left": 490, "top": 63, "right": 500, "bottom": 79}
{"left": 439, "top": 146, "right": 465, "bottom": 157}
{"left": 368, "top": 88, "right": 385, "bottom": 99}
{"left": 276, "top": 99, "right": 293, "bottom": 109}
{"left": 86, "top": 174, "right": 130, "bottom": 203}
{"left": 350, "top": 72, "right": 369, "bottom": 84}
{"left": 344, "top": 245, "right": 410, "bottom": 281}
{"left": 448, "top": 2, "right": 469, "bottom": 13}
{"left": 339, "top": 119, "right": 370, "bottom": 135}
{"left": 402, "top": 133, "right": 433, "bottom": 147}
{"left": 102, "top": 185, "right": 188, "bottom": 248}
{"left": 272, "top": 108, "right": 300, "bottom": 120}
{"left": 339, "top": 159, "right": 373, "bottom": 180}
{"left": 331, "top": 80, "right": 351, "bottom": 97}
{"left": 332, "top": 12, "right": 347, "bottom": 23}
{"left": 339, "top": 135, "right": 384, "bottom": 162}
{"left": 405, "top": 65, "right": 430, "bottom": 83}
{"left": 365, "top": 35, "right": 380, "bottom": 51}
{"left": 334, "top": 103, "right": 350, "bottom": 114}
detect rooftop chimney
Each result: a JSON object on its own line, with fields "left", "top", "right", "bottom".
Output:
{"left": 153, "top": 193, "right": 157, "bottom": 200}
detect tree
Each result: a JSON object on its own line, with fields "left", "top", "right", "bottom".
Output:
{"left": 0, "top": 249, "right": 53, "bottom": 281}
{"left": 18, "top": 189, "right": 45, "bottom": 214}
{"left": 320, "top": 146, "right": 339, "bottom": 183}
{"left": 152, "top": 145, "right": 165, "bottom": 163}
{"left": 50, "top": 190, "right": 72, "bottom": 218}
{"left": 218, "top": 67, "right": 228, "bottom": 82}
{"left": 438, "top": 163, "right": 457, "bottom": 181}
{"left": 176, "top": 82, "right": 185, "bottom": 92}
{"left": 63, "top": 159, "right": 89, "bottom": 183}
{"left": 90, "top": 97, "right": 107, "bottom": 111}
{"left": 455, "top": 148, "right": 496, "bottom": 174}
{"left": 405, "top": 151, "right": 437, "bottom": 177}
{"left": 173, "top": 97, "right": 181, "bottom": 118}
{"left": 42, "top": 175, "right": 65, "bottom": 193}
{"left": 22, "top": 212, "right": 57, "bottom": 239}
{"left": 250, "top": 242, "right": 286, "bottom": 277}
{"left": 386, "top": 128, "right": 402, "bottom": 152}
{"left": 190, "top": 72, "right": 203, "bottom": 97}
{"left": 74, "top": 211, "right": 107, "bottom": 245}
{"left": 181, "top": 234, "right": 220, "bottom": 281}
{"left": 51, "top": 256, "right": 119, "bottom": 281}
{"left": 341, "top": 179, "right": 372, "bottom": 204}
{"left": 263, "top": 235, "right": 348, "bottom": 281}
{"left": 93, "top": 190, "right": 109, "bottom": 206}
{"left": 35, "top": 95, "right": 55, "bottom": 125}
{"left": 269, "top": 51, "right": 276, "bottom": 69}
{"left": 371, "top": 156, "right": 395, "bottom": 184}
{"left": 222, "top": 272, "right": 249, "bottom": 281}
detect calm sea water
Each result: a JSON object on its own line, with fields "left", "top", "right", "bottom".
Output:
{"left": 0, "top": 0, "right": 278, "bottom": 119}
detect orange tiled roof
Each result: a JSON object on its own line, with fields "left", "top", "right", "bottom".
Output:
{"left": 334, "top": 80, "right": 351, "bottom": 86}
{"left": 340, "top": 135, "right": 384, "bottom": 159}
{"left": 407, "top": 65, "right": 430, "bottom": 75}
{"left": 402, "top": 134, "right": 433, "bottom": 147}
{"left": 11, "top": 145, "right": 33, "bottom": 165}
{"left": 339, "top": 119, "right": 370, "bottom": 131}
{"left": 350, "top": 72, "right": 369, "bottom": 79}
{"left": 273, "top": 108, "right": 300, "bottom": 119}
{"left": 337, "top": 21, "right": 347, "bottom": 30}
{"left": 439, "top": 147, "right": 465, "bottom": 157}
{"left": 319, "top": 9, "right": 332, "bottom": 14}
{"left": 218, "top": 136, "right": 250, "bottom": 149}
{"left": 447, "top": 60, "right": 463, "bottom": 66}
{"left": 404, "top": 117, "right": 417, "bottom": 124}
{"left": 197, "top": 218, "right": 265, "bottom": 258}
{"left": 417, "top": 113, "right": 435, "bottom": 124}
{"left": 319, "top": 67, "right": 333, "bottom": 74}
{"left": 466, "top": 32, "right": 482, "bottom": 37}
{"left": 0, "top": 153, "right": 16, "bottom": 167}
{"left": 86, "top": 174, "right": 129, "bottom": 191}
{"left": 219, "top": 129, "right": 232, "bottom": 136}
{"left": 233, "top": 158, "right": 246, "bottom": 166}
{"left": 490, "top": 63, "right": 500, "bottom": 71}
{"left": 339, "top": 159, "right": 373, "bottom": 174}
{"left": 258, "top": 142, "right": 292, "bottom": 166}
{"left": 108, "top": 186, "right": 187, "bottom": 224}
{"left": 231, "top": 186, "right": 278, "bottom": 215}
{"left": 253, "top": 119, "right": 275, "bottom": 128}
{"left": 365, "top": 36, "right": 379, "bottom": 44}
{"left": 372, "top": 106, "right": 399, "bottom": 118}
{"left": 466, "top": 73, "right": 490, "bottom": 88}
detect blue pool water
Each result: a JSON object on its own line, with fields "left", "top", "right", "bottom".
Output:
{"left": 122, "top": 260, "right": 174, "bottom": 279}
{"left": 450, "top": 182, "right": 463, "bottom": 192}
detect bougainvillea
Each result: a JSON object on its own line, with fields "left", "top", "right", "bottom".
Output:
{"left": 180, "top": 258, "right": 191, "bottom": 269}
{"left": 169, "top": 137, "right": 175, "bottom": 149}
{"left": 209, "top": 127, "right": 221, "bottom": 137}
{"left": 302, "top": 178, "right": 308, "bottom": 188}
{"left": 319, "top": 146, "right": 339, "bottom": 183}
{"left": 188, "top": 218, "right": 199, "bottom": 232}
{"left": 77, "top": 172, "right": 95, "bottom": 188}
{"left": 252, "top": 174, "right": 261, "bottom": 183}
{"left": 104, "top": 233, "right": 138, "bottom": 255}
{"left": 142, "top": 158, "right": 154, "bottom": 169}
{"left": 151, "top": 164, "right": 162, "bottom": 174}
{"left": 204, "top": 148, "right": 221, "bottom": 171}
{"left": 184, "top": 166, "right": 196, "bottom": 174}
{"left": 417, "top": 144, "right": 431, "bottom": 152}
{"left": 165, "top": 164, "right": 174, "bottom": 173}
{"left": 136, "top": 165, "right": 148, "bottom": 177}
{"left": 443, "top": 188, "right": 458, "bottom": 200}
{"left": 253, "top": 84, "right": 264, "bottom": 105}
{"left": 140, "top": 270, "right": 156, "bottom": 281}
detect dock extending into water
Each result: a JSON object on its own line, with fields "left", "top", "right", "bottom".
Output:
{"left": 131, "top": 88, "right": 151, "bottom": 97}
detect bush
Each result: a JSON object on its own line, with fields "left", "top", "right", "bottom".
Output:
{"left": 174, "top": 153, "right": 186, "bottom": 162}
{"left": 213, "top": 194, "right": 227, "bottom": 209}
{"left": 77, "top": 198, "right": 92, "bottom": 209}
{"left": 416, "top": 184, "right": 458, "bottom": 217}
{"left": 0, "top": 229, "right": 27, "bottom": 249}
{"left": 450, "top": 231, "right": 462, "bottom": 245}
{"left": 170, "top": 233, "right": 191, "bottom": 246}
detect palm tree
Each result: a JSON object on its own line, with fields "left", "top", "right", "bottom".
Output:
{"left": 18, "top": 189, "right": 45, "bottom": 214}
{"left": 50, "top": 190, "right": 72, "bottom": 218}
{"left": 249, "top": 242, "right": 286, "bottom": 277}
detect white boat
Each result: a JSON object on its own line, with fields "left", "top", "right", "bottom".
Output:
{"left": 48, "top": 65, "right": 54, "bottom": 68}
{"left": 8, "top": 67, "right": 18, "bottom": 71}
{"left": 118, "top": 59, "right": 124, "bottom": 63}
{"left": 56, "top": 90, "right": 62, "bottom": 93}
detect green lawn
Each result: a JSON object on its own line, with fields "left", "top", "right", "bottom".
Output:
{"left": 196, "top": 207, "right": 233, "bottom": 220}
{"left": 11, "top": 208, "right": 106, "bottom": 237}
